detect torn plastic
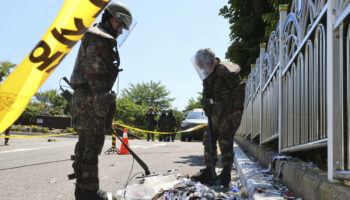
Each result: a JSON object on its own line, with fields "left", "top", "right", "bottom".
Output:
{"left": 116, "top": 169, "right": 245, "bottom": 200}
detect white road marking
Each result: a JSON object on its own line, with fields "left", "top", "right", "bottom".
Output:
{"left": 141, "top": 143, "right": 167, "bottom": 149}
{"left": 0, "top": 144, "right": 72, "bottom": 154}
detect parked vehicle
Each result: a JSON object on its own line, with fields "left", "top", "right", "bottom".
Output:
{"left": 180, "top": 108, "right": 208, "bottom": 141}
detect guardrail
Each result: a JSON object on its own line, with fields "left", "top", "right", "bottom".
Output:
{"left": 237, "top": 0, "right": 350, "bottom": 181}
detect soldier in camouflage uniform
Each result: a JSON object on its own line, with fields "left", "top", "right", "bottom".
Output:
{"left": 68, "top": 2, "right": 134, "bottom": 200}
{"left": 191, "top": 48, "right": 245, "bottom": 187}
{"left": 158, "top": 111, "right": 167, "bottom": 141}
{"left": 145, "top": 107, "right": 157, "bottom": 141}
{"left": 165, "top": 110, "right": 177, "bottom": 142}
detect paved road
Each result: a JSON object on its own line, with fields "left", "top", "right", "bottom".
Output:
{"left": 0, "top": 134, "right": 208, "bottom": 200}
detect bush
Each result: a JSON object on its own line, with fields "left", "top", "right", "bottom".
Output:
{"left": 12, "top": 125, "right": 23, "bottom": 132}
{"left": 42, "top": 127, "right": 49, "bottom": 133}
{"left": 66, "top": 127, "right": 74, "bottom": 133}
{"left": 31, "top": 125, "right": 38, "bottom": 132}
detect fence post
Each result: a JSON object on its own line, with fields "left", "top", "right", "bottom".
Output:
{"left": 278, "top": 5, "right": 288, "bottom": 153}
{"left": 250, "top": 64, "right": 256, "bottom": 141}
{"left": 259, "top": 43, "right": 266, "bottom": 146}
{"left": 327, "top": 0, "right": 339, "bottom": 182}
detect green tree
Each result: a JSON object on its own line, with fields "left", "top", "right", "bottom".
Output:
{"left": 114, "top": 97, "right": 146, "bottom": 126}
{"left": 121, "top": 80, "right": 174, "bottom": 111}
{"left": 184, "top": 92, "right": 203, "bottom": 112}
{"left": 17, "top": 103, "right": 41, "bottom": 124}
{"left": 172, "top": 109, "right": 185, "bottom": 130}
{"left": 219, "top": 0, "right": 291, "bottom": 77}
{"left": 0, "top": 61, "right": 16, "bottom": 82}
{"left": 35, "top": 89, "right": 70, "bottom": 116}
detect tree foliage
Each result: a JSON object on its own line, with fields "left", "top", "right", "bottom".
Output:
{"left": 115, "top": 80, "right": 176, "bottom": 127}
{"left": 0, "top": 61, "right": 16, "bottom": 82}
{"left": 35, "top": 89, "right": 70, "bottom": 116}
{"left": 184, "top": 92, "right": 203, "bottom": 113}
{"left": 115, "top": 97, "right": 146, "bottom": 126}
{"left": 121, "top": 80, "right": 174, "bottom": 111}
{"left": 219, "top": 0, "right": 292, "bottom": 78}
{"left": 16, "top": 103, "right": 41, "bottom": 124}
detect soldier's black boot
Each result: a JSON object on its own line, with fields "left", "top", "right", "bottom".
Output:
{"left": 218, "top": 166, "right": 231, "bottom": 187}
{"left": 75, "top": 184, "right": 117, "bottom": 200}
{"left": 191, "top": 167, "right": 212, "bottom": 184}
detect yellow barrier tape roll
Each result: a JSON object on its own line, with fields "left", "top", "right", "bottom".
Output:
{"left": 113, "top": 122, "right": 208, "bottom": 135}
{"left": 0, "top": 0, "right": 110, "bottom": 133}
{"left": 0, "top": 132, "right": 76, "bottom": 138}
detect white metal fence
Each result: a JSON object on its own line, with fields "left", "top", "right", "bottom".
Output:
{"left": 237, "top": 0, "right": 350, "bottom": 181}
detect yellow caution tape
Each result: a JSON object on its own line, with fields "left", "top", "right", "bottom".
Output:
{"left": 113, "top": 122, "right": 208, "bottom": 135}
{"left": 181, "top": 123, "right": 208, "bottom": 133}
{"left": 0, "top": 132, "right": 77, "bottom": 138}
{"left": 0, "top": 0, "right": 110, "bottom": 133}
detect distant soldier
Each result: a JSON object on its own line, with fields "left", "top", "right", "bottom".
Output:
{"left": 191, "top": 48, "right": 245, "bottom": 187}
{"left": 68, "top": 2, "right": 134, "bottom": 199}
{"left": 165, "top": 110, "right": 177, "bottom": 142}
{"left": 158, "top": 111, "right": 167, "bottom": 141}
{"left": 3, "top": 127, "right": 10, "bottom": 145}
{"left": 145, "top": 107, "right": 157, "bottom": 141}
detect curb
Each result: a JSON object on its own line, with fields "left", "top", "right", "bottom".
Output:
{"left": 234, "top": 143, "right": 284, "bottom": 200}
{"left": 234, "top": 136, "right": 350, "bottom": 200}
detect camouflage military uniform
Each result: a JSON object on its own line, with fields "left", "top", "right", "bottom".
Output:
{"left": 145, "top": 112, "right": 157, "bottom": 141}
{"left": 69, "top": 24, "right": 118, "bottom": 191}
{"left": 158, "top": 112, "right": 167, "bottom": 141}
{"left": 165, "top": 111, "right": 177, "bottom": 142}
{"left": 202, "top": 62, "right": 245, "bottom": 169}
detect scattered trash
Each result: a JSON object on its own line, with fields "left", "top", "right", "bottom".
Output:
{"left": 260, "top": 163, "right": 272, "bottom": 174}
{"left": 116, "top": 165, "right": 297, "bottom": 200}
{"left": 230, "top": 186, "right": 240, "bottom": 193}
{"left": 284, "top": 193, "right": 295, "bottom": 199}
{"left": 102, "top": 176, "right": 109, "bottom": 180}
{"left": 116, "top": 169, "right": 244, "bottom": 200}
{"left": 49, "top": 179, "right": 57, "bottom": 184}
{"left": 256, "top": 189, "right": 264, "bottom": 193}
{"left": 47, "top": 138, "right": 56, "bottom": 142}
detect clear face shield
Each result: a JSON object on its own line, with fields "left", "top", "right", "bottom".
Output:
{"left": 191, "top": 53, "right": 215, "bottom": 80}
{"left": 116, "top": 15, "right": 137, "bottom": 49}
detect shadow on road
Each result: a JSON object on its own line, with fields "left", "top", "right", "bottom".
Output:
{"left": 174, "top": 155, "right": 204, "bottom": 167}
{"left": 174, "top": 155, "right": 223, "bottom": 168}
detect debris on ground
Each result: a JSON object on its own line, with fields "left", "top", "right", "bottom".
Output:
{"left": 116, "top": 168, "right": 248, "bottom": 200}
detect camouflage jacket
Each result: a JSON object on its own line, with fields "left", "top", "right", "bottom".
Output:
{"left": 70, "top": 24, "right": 118, "bottom": 94}
{"left": 202, "top": 62, "right": 244, "bottom": 110}
{"left": 165, "top": 113, "right": 177, "bottom": 131}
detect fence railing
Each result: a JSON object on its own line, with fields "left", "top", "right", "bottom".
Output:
{"left": 237, "top": 0, "right": 350, "bottom": 181}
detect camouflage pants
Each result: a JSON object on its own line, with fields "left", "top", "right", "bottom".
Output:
{"left": 71, "top": 89, "right": 106, "bottom": 190}
{"left": 203, "top": 101, "right": 242, "bottom": 168}
{"left": 147, "top": 125, "right": 155, "bottom": 141}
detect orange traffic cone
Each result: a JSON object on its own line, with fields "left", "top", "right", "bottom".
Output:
{"left": 118, "top": 128, "right": 130, "bottom": 155}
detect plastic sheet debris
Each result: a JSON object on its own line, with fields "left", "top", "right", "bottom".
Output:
{"left": 116, "top": 174, "right": 182, "bottom": 200}
{"left": 116, "top": 169, "right": 245, "bottom": 200}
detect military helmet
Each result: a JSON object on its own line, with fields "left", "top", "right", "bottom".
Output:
{"left": 106, "top": 2, "right": 133, "bottom": 30}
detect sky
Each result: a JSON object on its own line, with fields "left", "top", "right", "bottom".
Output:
{"left": 0, "top": 0, "right": 231, "bottom": 111}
